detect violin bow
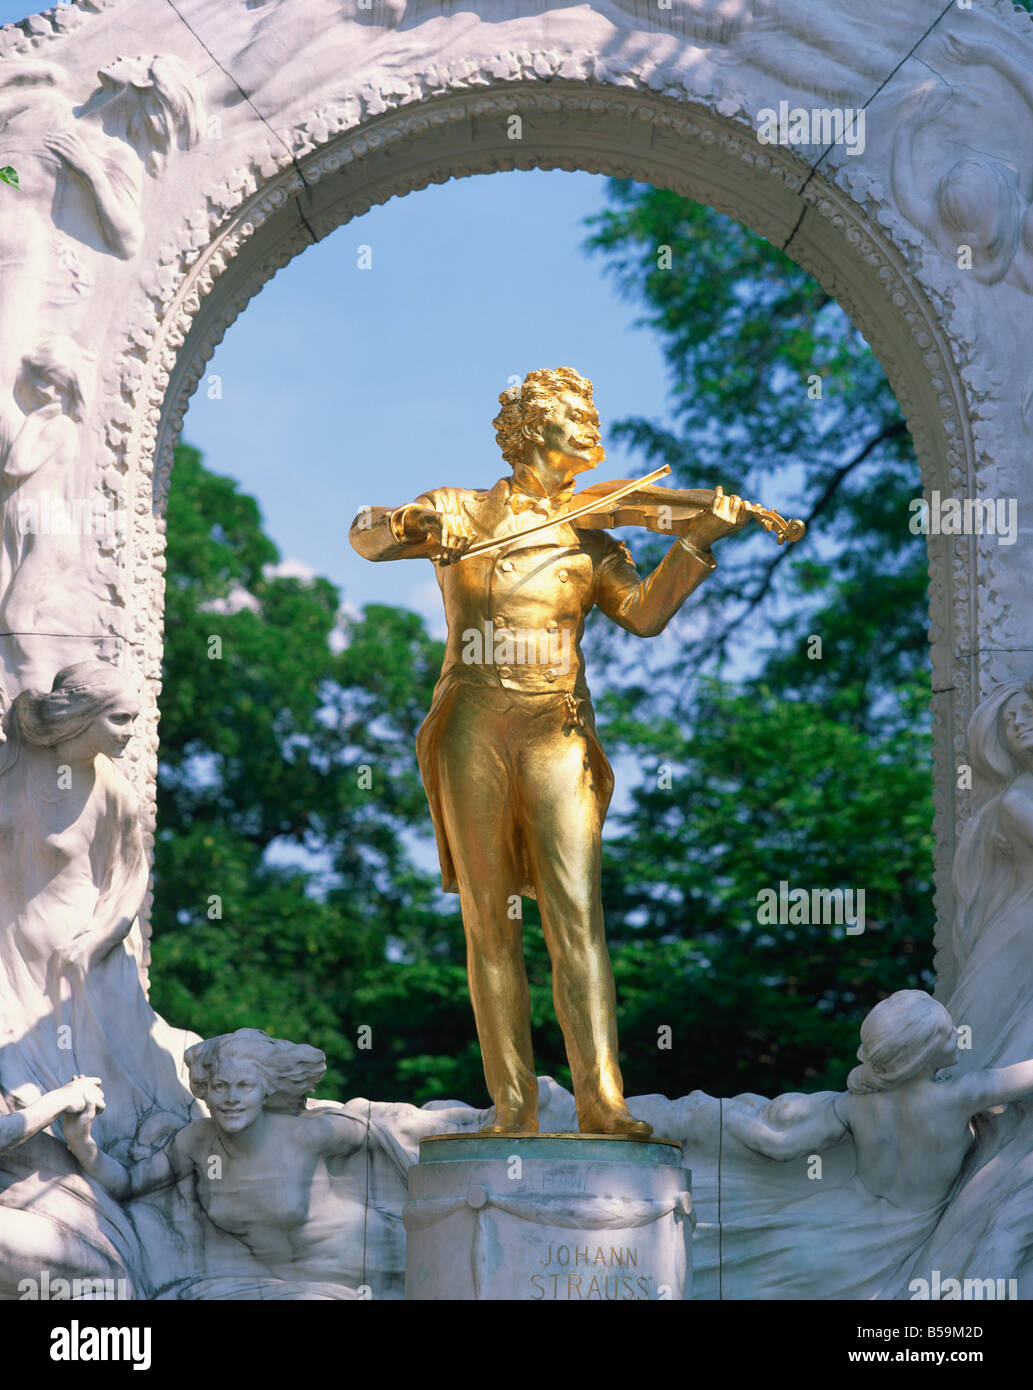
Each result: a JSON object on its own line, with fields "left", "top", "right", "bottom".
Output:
{"left": 452, "top": 465, "right": 672, "bottom": 562}
{"left": 449, "top": 466, "right": 805, "bottom": 561}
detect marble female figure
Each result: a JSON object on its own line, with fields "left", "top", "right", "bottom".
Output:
{"left": 904, "top": 678, "right": 1033, "bottom": 1294}
{"left": 0, "top": 661, "right": 196, "bottom": 1153}
{"left": 697, "top": 991, "right": 1033, "bottom": 1298}
{"left": 723, "top": 992, "right": 1027, "bottom": 1207}
{"left": 0, "top": 54, "right": 203, "bottom": 389}
{"left": 66, "top": 1029, "right": 371, "bottom": 1299}
{"left": 891, "top": 24, "right": 1033, "bottom": 295}
{"left": 946, "top": 676, "right": 1033, "bottom": 1067}
{"left": 0, "top": 338, "right": 95, "bottom": 689}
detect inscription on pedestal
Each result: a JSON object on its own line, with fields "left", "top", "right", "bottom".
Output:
{"left": 530, "top": 1243, "right": 650, "bottom": 1300}
{"left": 404, "top": 1134, "right": 692, "bottom": 1301}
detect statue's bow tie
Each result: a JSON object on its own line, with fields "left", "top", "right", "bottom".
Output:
{"left": 508, "top": 488, "right": 575, "bottom": 518}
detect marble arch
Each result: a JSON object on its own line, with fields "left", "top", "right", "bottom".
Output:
{"left": 1, "top": 0, "right": 1032, "bottom": 993}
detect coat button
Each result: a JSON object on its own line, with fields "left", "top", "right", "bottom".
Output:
{"left": 499, "top": 667, "right": 512, "bottom": 679}
{"left": 547, "top": 620, "right": 558, "bottom": 631}
{"left": 557, "top": 568, "right": 568, "bottom": 582}
{"left": 544, "top": 669, "right": 556, "bottom": 682}
{"left": 500, "top": 560, "right": 513, "bottom": 572}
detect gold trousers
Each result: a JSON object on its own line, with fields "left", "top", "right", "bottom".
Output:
{"left": 434, "top": 681, "right": 627, "bottom": 1126}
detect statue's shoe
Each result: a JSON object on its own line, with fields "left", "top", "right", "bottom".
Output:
{"left": 476, "top": 1111, "right": 539, "bottom": 1136}
{"left": 576, "top": 1104, "right": 653, "bottom": 1139}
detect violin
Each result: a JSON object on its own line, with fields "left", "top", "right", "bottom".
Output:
{"left": 569, "top": 474, "right": 806, "bottom": 546}
{"left": 459, "top": 465, "right": 805, "bottom": 561}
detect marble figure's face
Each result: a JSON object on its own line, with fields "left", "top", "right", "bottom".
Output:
{"left": 208, "top": 1059, "right": 267, "bottom": 1134}
{"left": 89, "top": 701, "right": 139, "bottom": 760}
{"left": 933, "top": 1023, "right": 961, "bottom": 1070}
{"left": 15, "top": 368, "right": 61, "bottom": 416}
{"left": 96, "top": 55, "right": 150, "bottom": 94}
{"left": 1002, "top": 691, "right": 1033, "bottom": 763}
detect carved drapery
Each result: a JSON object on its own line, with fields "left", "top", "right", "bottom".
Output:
{"left": 0, "top": 0, "right": 1029, "bottom": 988}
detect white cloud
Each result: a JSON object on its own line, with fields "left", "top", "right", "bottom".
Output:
{"left": 200, "top": 583, "right": 261, "bottom": 616}
{"left": 264, "top": 558, "right": 318, "bottom": 582}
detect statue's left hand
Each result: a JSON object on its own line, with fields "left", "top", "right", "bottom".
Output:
{"left": 684, "top": 485, "right": 749, "bottom": 549}
{"left": 63, "top": 1091, "right": 102, "bottom": 1151}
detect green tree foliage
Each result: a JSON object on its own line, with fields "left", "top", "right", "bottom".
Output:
{"left": 597, "top": 681, "right": 933, "bottom": 1098}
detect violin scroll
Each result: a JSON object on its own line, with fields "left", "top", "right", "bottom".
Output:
{"left": 744, "top": 504, "right": 806, "bottom": 545}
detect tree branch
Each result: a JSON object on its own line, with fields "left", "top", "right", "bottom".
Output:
{"left": 687, "top": 417, "right": 909, "bottom": 673}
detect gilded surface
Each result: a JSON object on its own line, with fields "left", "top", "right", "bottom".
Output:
{"left": 351, "top": 368, "right": 748, "bottom": 1135}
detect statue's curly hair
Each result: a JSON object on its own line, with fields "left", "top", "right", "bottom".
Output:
{"left": 186, "top": 1028, "right": 326, "bottom": 1115}
{"left": 492, "top": 366, "right": 594, "bottom": 470}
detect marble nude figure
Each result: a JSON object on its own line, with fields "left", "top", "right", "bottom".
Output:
{"left": 711, "top": 992, "right": 1033, "bottom": 1296}
{"left": 62, "top": 1030, "right": 406, "bottom": 1300}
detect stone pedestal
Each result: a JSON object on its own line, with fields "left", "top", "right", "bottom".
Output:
{"left": 403, "top": 1134, "right": 693, "bottom": 1301}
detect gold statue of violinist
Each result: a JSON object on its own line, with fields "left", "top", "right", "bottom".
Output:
{"left": 350, "top": 367, "right": 804, "bottom": 1137}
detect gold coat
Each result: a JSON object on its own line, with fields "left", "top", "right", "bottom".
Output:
{"left": 350, "top": 474, "right": 716, "bottom": 899}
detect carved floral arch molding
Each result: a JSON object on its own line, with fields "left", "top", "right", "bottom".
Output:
{"left": 2, "top": 0, "right": 1031, "bottom": 989}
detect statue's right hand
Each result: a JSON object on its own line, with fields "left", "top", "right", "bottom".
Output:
{"left": 49, "top": 934, "right": 95, "bottom": 982}
{"left": 44, "top": 129, "right": 85, "bottom": 169}
{"left": 415, "top": 506, "right": 475, "bottom": 563}
{"left": 59, "top": 1075, "right": 106, "bottom": 1116}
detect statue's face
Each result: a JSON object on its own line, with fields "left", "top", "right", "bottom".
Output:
{"left": 16, "top": 374, "right": 60, "bottom": 415}
{"left": 1002, "top": 691, "right": 1033, "bottom": 761}
{"left": 933, "top": 1023, "right": 961, "bottom": 1069}
{"left": 89, "top": 701, "right": 139, "bottom": 760}
{"left": 208, "top": 1060, "right": 267, "bottom": 1134}
{"left": 538, "top": 390, "right": 603, "bottom": 474}
{"left": 96, "top": 55, "right": 149, "bottom": 94}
